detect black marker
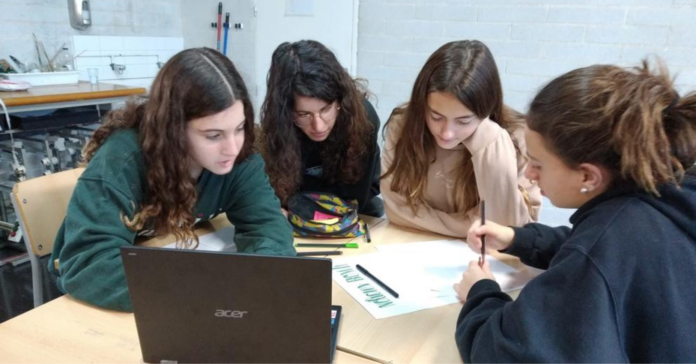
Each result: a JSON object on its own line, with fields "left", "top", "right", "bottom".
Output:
{"left": 480, "top": 200, "right": 486, "bottom": 267}
{"left": 296, "top": 251, "right": 343, "bottom": 257}
{"left": 356, "top": 264, "right": 399, "bottom": 298}
{"left": 364, "top": 221, "right": 372, "bottom": 243}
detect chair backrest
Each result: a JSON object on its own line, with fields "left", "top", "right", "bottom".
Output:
{"left": 12, "top": 168, "right": 85, "bottom": 257}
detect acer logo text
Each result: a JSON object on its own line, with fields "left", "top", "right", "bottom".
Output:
{"left": 215, "top": 310, "right": 248, "bottom": 318}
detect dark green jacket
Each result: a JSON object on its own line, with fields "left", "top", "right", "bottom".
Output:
{"left": 50, "top": 129, "right": 295, "bottom": 312}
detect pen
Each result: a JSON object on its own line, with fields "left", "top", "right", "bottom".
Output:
{"left": 295, "top": 243, "right": 359, "bottom": 249}
{"left": 364, "top": 221, "right": 371, "bottom": 243}
{"left": 337, "top": 345, "right": 391, "bottom": 364}
{"left": 216, "top": 2, "right": 222, "bottom": 52}
{"left": 222, "top": 12, "right": 230, "bottom": 56}
{"left": 480, "top": 200, "right": 486, "bottom": 267}
{"left": 356, "top": 264, "right": 399, "bottom": 299}
{"left": 296, "top": 251, "right": 343, "bottom": 257}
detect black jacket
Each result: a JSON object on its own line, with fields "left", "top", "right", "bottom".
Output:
{"left": 299, "top": 99, "right": 383, "bottom": 217}
{"left": 455, "top": 173, "right": 696, "bottom": 362}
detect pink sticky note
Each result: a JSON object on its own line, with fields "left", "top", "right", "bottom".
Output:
{"left": 314, "top": 211, "right": 339, "bottom": 221}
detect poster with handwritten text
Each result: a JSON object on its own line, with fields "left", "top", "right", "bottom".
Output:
{"left": 332, "top": 240, "right": 542, "bottom": 319}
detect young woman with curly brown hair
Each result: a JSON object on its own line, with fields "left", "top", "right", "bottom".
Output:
{"left": 456, "top": 60, "right": 696, "bottom": 362}
{"left": 50, "top": 48, "right": 295, "bottom": 312}
{"left": 258, "top": 40, "right": 383, "bottom": 217}
{"left": 381, "top": 40, "right": 541, "bottom": 238}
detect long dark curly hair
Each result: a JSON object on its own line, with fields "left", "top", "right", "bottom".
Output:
{"left": 82, "top": 47, "right": 255, "bottom": 248}
{"left": 258, "top": 40, "right": 374, "bottom": 206}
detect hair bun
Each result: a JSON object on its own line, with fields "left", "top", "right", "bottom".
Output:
{"left": 663, "top": 94, "right": 681, "bottom": 116}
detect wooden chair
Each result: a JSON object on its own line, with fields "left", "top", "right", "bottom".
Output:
{"left": 10, "top": 168, "right": 84, "bottom": 307}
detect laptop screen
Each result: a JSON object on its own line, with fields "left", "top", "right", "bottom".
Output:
{"left": 121, "top": 246, "right": 336, "bottom": 363}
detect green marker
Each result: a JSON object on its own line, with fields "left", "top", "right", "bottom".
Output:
{"left": 295, "top": 242, "right": 359, "bottom": 249}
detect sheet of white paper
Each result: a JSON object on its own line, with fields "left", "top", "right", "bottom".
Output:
{"left": 163, "top": 226, "right": 237, "bottom": 252}
{"left": 332, "top": 240, "right": 542, "bottom": 319}
{"left": 375, "top": 240, "right": 528, "bottom": 292}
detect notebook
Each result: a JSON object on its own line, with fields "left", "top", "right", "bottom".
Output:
{"left": 121, "top": 246, "right": 341, "bottom": 363}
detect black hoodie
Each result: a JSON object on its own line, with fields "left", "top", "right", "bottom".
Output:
{"left": 455, "top": 172, "right": 696, "bottom": 362}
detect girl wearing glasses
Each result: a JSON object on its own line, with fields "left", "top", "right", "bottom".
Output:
{"left": 259, "top": 40, "right": 383, "bottom": 217}
{"left": 381, "top": 40, "right": 541, "bottom": 237}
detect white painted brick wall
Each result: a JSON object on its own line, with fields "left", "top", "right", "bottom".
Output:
{"left": 511, "top": 24, "right": 585, "bottom": 42}
{"left": 357, "top": 0, "right": 696, "bottom": 226}
{"left": 415, "top": 5, "right": 477, "bottom": 21}
{"left": 585, "top": 26, "right": 670, "bottom": 45}
{"left": 547, "top": 7, "right": 626, "bottom": 24}
{"left": 486, "top": 41, "right": 542, "bottom": 58}
{"left": 542, "top": 43, "right": 622, "bottom": 63}
{"left": 358, "top": 0, "right": 696, "bottom": 120}
{"left": 384, "top": 20, "right": 445, "bottom": 37}
{"left": 0, "top": 0, "right": 182, "bottom": 74}
{"left": 478, "top": 6, "right": 548, "bottom": 23}
{"left": 445, "top": 23, "right": 511, "bottom": 40}
{"left": 670, "top": 27, "right": 696, "bottom": 47}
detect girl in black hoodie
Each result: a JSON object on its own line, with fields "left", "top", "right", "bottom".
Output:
{"left": 454, "top": 60, "right": 696, "bottom": 362}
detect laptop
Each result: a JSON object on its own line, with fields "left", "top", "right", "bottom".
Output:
{"left": 121, "top": 246, "right": 342, "bottom": 363}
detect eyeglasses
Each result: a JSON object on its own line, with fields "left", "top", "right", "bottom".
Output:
{"left": 293, "top": 102, "right": 341, "bottom": 127}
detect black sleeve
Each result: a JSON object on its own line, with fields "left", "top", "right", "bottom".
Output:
{"left": 504, "top": 223, "right": 572, "bottom": 270}
{"left": 344, "top": 98, "right": 381, "bottom": 215}
{"left": 364, "top": 98, "right": 381, "bottom": 201}
{"left": 455, "top": 248, "right": 624, "bottom": 362}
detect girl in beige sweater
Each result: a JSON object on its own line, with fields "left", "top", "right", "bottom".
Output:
{"left": 381, "top": 40, "right": 541, "bottom": 238}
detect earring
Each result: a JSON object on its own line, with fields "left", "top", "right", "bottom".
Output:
{"left": 580, "top": 187, "right": 589, "bottom": 194}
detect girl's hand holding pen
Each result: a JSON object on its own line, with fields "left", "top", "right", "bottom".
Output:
{"left": 455, "top": 219, "right": 512, "bottom": 301}
{"left": 467, "top": 218, "right": 515, "bottom": 253}
{"left": 454, "top": 260, "right": 494, "bottom": 301}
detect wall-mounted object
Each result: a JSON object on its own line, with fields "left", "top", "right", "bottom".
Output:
{"left": 68, "top": 0, "right": 92, "bottom": 30}
{"left": 75, "top": 53, "right": 163, "bottom": 74}
{"left": 110, "top": 63, "right": 126, "bottom": 75}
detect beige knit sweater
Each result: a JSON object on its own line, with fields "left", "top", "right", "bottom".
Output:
{"left": 381, "top": 112, "right": 541, "bottom": 238}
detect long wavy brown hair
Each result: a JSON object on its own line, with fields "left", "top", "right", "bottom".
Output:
{"left": 382, "top": 40, "right": 527, "bottom": 215}
{"left": 258, "top": 40, "right": 374, "bottom": 206}
{"left": 81, "top": 47, "right": 255, "bottom": 248}
{"left": 527, "top": 59, "right": 696, "bottom": 195}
